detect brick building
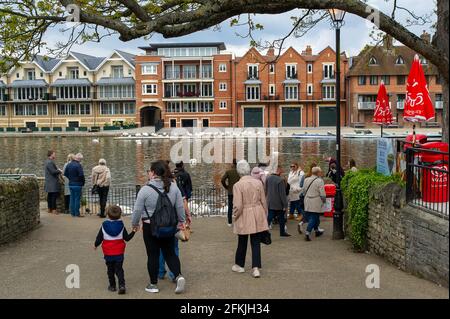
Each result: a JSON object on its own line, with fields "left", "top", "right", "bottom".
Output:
{"left": 347, "top": 33, "right": 443, "bottom": 128}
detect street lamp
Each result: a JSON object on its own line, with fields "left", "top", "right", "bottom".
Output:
{"left": 328, "top": 8, "right": 346, "bottom": 240}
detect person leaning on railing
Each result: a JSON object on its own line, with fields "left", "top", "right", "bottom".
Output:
{"left": 91, "top": 158, "right": 112, "bottom": 218}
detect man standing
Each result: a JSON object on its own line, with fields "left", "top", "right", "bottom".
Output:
{"left": 64, "top": 153, "right": 85, "bottom": 217}
{"left": 44, "top": 150, "right": 62, "bottom": 214}
{"left": 221, "top": 159, "right": 241, "bottom": 226}
{"left": 266, "top": 166, "right": 291, "bottom": 237}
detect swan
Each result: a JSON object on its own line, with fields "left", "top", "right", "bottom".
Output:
{"left": 135, "top": 133, "right": 142, "bottom": 137}
{"left": 189, "top": 158, "right": 198, "bottom": 166}
{"left": 143, "top": 132, "right": 149, "bottom": 137}
{"left": 92, "top": 138, "right": 99, "bottom": 143}
{"left": 136, "top": 139, "right": 142, "bottom": 145}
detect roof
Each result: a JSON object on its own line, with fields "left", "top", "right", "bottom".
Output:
{"left": 96, "top": 77, "right": 135, "bottom": 85}
{"left": 139, "top": 42, "right": 226, "bottom": 51}
{"left": 347, "top": 44, "right": 438, "bottom": 76}
{"left": 9, "top": 79, "right": 48, "bottom": 87}
{"left": 70, "top": 52, "right": 106, "bottom": 70}
{"left": 51, "top": 78, "right": 91, "bottom": 86}
{"left": 34, "top": 55, "right": 60, "bottom": 72}
{"left": 115, "top": 50, "right": 136, "bottom": 67}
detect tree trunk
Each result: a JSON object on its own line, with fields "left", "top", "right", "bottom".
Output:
{"left": 436, "top": 0, "right": 449, "bottom": 143}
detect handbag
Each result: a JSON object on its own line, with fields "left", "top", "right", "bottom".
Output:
{"left": 299, "top": 177, "right": 319, "bottom": 210}
{"left": 91, "top": 172, "right": 100, "bottom": 195}
{"left": 260, "top": 230, "right": 272, "bottom": 245}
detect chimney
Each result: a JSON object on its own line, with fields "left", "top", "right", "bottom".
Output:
{"left": 420, "top": 30, "right": 431, "bottom": 43}
{"left": 305, "top": 45, "right": 312, "bottom": 56}
{"left": 266, "top": 47, "right": 275, "bottom": 57}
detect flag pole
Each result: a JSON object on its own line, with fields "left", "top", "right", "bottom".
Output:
{"left": 381, "top": 124, "right": 383, "bottom": 138}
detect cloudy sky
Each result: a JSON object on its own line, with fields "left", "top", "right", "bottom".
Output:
{"left": 43, "top": 0, "right": 436, "bottom": 58}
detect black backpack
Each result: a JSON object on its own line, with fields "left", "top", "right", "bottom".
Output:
{"left": 144, "top": 184, "right": 178, "bottom": 238}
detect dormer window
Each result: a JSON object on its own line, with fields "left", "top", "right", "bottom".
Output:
{"left": 395, "top": 56, "right": 405, "bottom": 65}
{"left": 68, "top": 67, "right": 79, "bottom": 79}
{"left": 368, "top": 56, "right": 378, "bottom": 65}
{"left": 25, "top": 68, "right": 35, "bottom": 80}
{"left": 420, "top": 56, "right": 428, "bottom": 65}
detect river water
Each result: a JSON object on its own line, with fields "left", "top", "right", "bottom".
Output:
{"left": 0, "top": 136, "right": 378, "bottom": 187}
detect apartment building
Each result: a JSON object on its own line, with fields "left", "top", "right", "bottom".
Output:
{"left": 0, "top": 50, "right": 136, "bottom": 129}
{"left": 135, "top": 42, "right": 233, "bottom": 128}
{"left": 347, "top": 33, "right": 443, "bottom": 128}
{"left": 234, "top": 45, "right": 348, "bottom": 127}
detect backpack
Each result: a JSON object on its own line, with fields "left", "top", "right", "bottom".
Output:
{"left": 144, "top": 184, "right": 178, "bottom": 238}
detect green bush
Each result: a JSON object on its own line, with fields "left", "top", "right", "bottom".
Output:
{"left": 78, "top": 127, "right": 88, "bottom": 131}
{"left": 41, "top": 127, "right": 51, "bottom": 131}
{"left": 341, "top": 169, "right": 404, "bottom": 252}
{"left": 0, "top": 127, "right": 4, "bottom": 132}
{"left": 66, "top": 127, "right": 76, "bottom": 131}
{"left": 53, "top": 127, "right": 62, "bottom": 131}
{"left": 6, "top": 127, "right": 16, "bottom": 132}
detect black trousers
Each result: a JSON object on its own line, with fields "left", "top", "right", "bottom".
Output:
{"left": 235, "top": 233, "right": 262, "bottom": 268}
{"left": 227, "top": 194, "right": 233, "bottom": 224}
{"left": 47, "top": 192, "right": 59, "bottom": 210}
{"left": 64, "top": 195, "right": 70, "bottom": 211}
{"left": 143, "top": 223, "right": 181, "bottom": 285}
{"left": 106, "top": 260, "right": 125, "bottom": 287}
{"left": 97, "top": 186, "right": 109, "bottom": 216}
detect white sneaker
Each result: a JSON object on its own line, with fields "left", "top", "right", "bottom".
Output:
{"left": 232, "top": 264, "right": 245, "bottom": 273}
{"left": 317, "top": 227, "right": 324, "bottom": 232}
{"left": 175, "top": 276, "right": 186, "bottom": 294}
{"left": 227, "top": 223, "right": 232, "bottom": 227}
{"left": 252, "top": 267, "right": 261, "bottom": 278}
{"left": 145, "top": 284, "right": 159, "bottom": 293}
{"left": 269, "top": 223, "right": 273, "bottom": 230}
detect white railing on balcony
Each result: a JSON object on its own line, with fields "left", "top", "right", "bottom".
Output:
{"left": 435, "top": 101, "right": 443, "bottom": 109}
{"left": 357, "top": 102, "right": 376, "bottom": 110}
{"left": 397, "top": 101, "right": 405, "bottom": 109}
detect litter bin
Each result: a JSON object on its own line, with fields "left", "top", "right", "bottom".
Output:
{"left": 420, "top": 142, "right": 449, "bottom": 203}
{"left": 323, "top": 184, "right": 336, "bottom": 217}
{"left": 403, "top": 133, "right": 427, "bottom": 151}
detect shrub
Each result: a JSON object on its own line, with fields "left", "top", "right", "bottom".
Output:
{"left": 341, "top": 169, "right": 404, "bottom": 252}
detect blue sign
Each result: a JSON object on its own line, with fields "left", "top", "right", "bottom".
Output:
{"left": 377, "top": 138, "right": 396, "bottom": 176}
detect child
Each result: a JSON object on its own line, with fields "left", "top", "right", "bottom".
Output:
{"left": 94, "top": 205, "right": 135, "bottom": 294}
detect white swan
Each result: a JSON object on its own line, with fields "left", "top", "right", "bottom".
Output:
{"left": 118, "top": 205, "right": 133, "bottom": 216}
{"left": 92, "top": 138, "right": 99, "bottom": 143}
{"left": 143, "top": 132, "right": 149, "bottom": 137}
{"left": 136, "top": 139, "right": 142, "bottom": 145}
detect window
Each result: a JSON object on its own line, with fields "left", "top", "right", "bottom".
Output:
{"left": 358, "top": 76, "right": 366, "bottom": 85}
{"left": 40, "top": 72, "right": 43, "bottom": 78}
{"left": 370, "top": 75, "right": 378, "bottom": 85}
{"left": 269, "top": 64, "right": 275, "bottom": 74}
{"left": 111, "top": 66, "right": 124, "bottom": 78}
{"left": 124, "top": 102, "right": 135, "bottom": 114}
{"left": 248, "top": 65, "right": 259, "bottom": 79}
{"left": 128, "top": 69, "right": 132, "bottom": 75}
{"left": 307, "top": 83, "right": 313, "bottom": 96}
{"left": 420, "top": 56, "right": 427, "bottom": 65}
{"left": 286, "top": 64, "right": 297, "bottom": 79}
{"left": 16, "top": 73, "right": 19, "bottom": 78}
{"left": 307, "top": 63, "right": 313, "bottom": 74}
{"left": 13, "top": 87, "right": 46, "bottom": 100}
{"left": 14, "top": 104, "right": 47, "bottom": 116}
{"left": 183, "top": 65, "right": 197, "bottom": 79}
{"left": 219, "top": 83, "right": 227, "bottom": 91}
{"left": 68, "top": 67, "right": 79, "bottom": 79}
{"left": 59, "top": 72, "right": 62, "bottom": 77}
{"left": 436, "top": 74, "right": 442, "bottom": 85}
{"left": 25, "top": 69, "right": 35, "bottom": 80}
{"left": 202, "top": 64, "right": 212, "bottom": 78}
{"left": 219, "top": 63, "right": 227, "bottom": 72}
{"left": 83, "top": 71, "right": 87, "bottom": 76}
{"left": 55, "top": 86, "right": 90, "bottom": 99}
{"left": 322, "top": 85, "right": 335, "bottom": 100}
{"left": 368, "top": 56, "right": 378, "bottom": 65}
{"left": 435, "top": 93, "right": 443, "bottom": 102}
{"left": 269, "top": 84, "right": 275, "bottom": 96}
{"left": 0, "top": 105, "right": 6, "bottom": 116}
{"left": 397, "top": 75, "right": 406, "bottom": 85}
{"left": 285, "top": 85, "right": 298, "bottom": 100}
{"left": 201, "top": 83, "right": 213, "bottom": 97}
{"left": 170, "top": 119, "right": 177, "bottom": 127}
{"left": 381, "top": 75, "right": 390, "bottom": 85}
{"left": 166, "top": 102, "right": 181, "bottom": 112}
{"left": 165, "top": 65, "right": 180, "bottom": 79}
{"left": 323, "top": 64, "right": 334, "bottom": 79}
{"left": 246, "top": 85, "right": 260, "bottom": 100}
{"left": 143, "top": 84, "right": 157, "bottom": 95}
{"left": 142, "top": 64, "right": 158, "bottom": 75}
{"left": 79, "top": 103, "right": 91, "bottom": 115}
{"left": 98, "top": 85, "right": 135, "bottom": 99}
{"left": 219, "top": 101, "right": 227, "bottom": 109}
{"left": 395, "top": 56, "right": 405, "bottom": 65}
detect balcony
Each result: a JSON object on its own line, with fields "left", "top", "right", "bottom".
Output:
{"left": 285, "top": 73, "right": 297, "bottom": 80}
{"left": 397, "top": 101, "right": 405, "bottom": 109}
{"left": 163, "top": 91, "right": 213, "bottom": 99}
{"left": 247, "top": 73, "right": 259, "bottom": 80}
{"left": 321, "top": 73, "right": 336, "bottom": 83}
{"left": 357, "top": 101, "right": 376, "bottom": 110}
{"left": 435, "top": 101, "right": 443, "bottom": 109}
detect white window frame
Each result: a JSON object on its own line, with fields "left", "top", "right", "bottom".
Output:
{"left": 269, "top": 84, "right": 275, "bottom": 96}
{"left": 142, "top": 84, "right": 158, "bottom": 95}
{"left": 285, "top": 64, "right": 297, "bottom": 79}
{"left": 219, "top": 82, "right": 227, "bottom": 91}
{"left": 323, "top": 63, "right": 334, "bottom": 79}
{"left": 269, "top": 64, "right": 275, "bottom": 74}
{"left": 141, "top": 63, "right": 158, "bottom": 75}
{"left": 307, "top": 63, "right": 313, "bottom": 74}
{"left": 246, "top": 85, "right": 260, "bottom": 101}
{"left": 218, "top": 63, "right": 227, "bottom": 72}
{"left": 219, "top": 101, "right": 227, "bottom": 109}
{"left": 284, "top": 85, "right": 298, "bottom": 101}
{"left": 247, "top": 64, "right": 259, "bottom": 79}
{"left": 307, "top": 83, "right": 313, "bottom": 96}
{"left": 322, "top": 85, "right": 336, "bottom": 100}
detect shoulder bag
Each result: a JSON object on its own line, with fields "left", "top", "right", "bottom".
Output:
{"left": 298, "top": 177, "right": 318, "bottom": 211}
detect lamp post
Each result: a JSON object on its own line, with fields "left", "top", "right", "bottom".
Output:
{"left": 328, "top": 8, "right": 345, "bottom": 240}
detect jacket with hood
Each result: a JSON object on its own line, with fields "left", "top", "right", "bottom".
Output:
{"left": 94, "top": 220, "right": 135, "bottom": 261}
{"left": 92, "top": 165, "right": 111, "bottom": 187}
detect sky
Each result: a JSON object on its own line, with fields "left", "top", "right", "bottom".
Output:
{"left": 42, "top": 0, "right": 436, "bottom": 59}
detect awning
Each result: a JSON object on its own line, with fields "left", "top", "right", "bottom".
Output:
{"left": 283, "top": 79, "right": 301, "bottom": 84}
{"left": 51, "top": 78, "right": 91, "bottom": 87}
{"left": 244, "top": 79, "right": 262, "bottom": 85}
{"left": 96, "top": 77, "right": 135, "bottom": 85}
{"left": 9, "top": 79, "right": 48, "bottom": 88}
{"left": 320, "top": 78, "right": 336, "bottom": 84}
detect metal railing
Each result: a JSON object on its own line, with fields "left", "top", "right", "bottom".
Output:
{"left": 357, "top": 101, "right": 376, "bottom": 110}
{"left": 405, "top": 146, "right": 449, "bottom": 218}
{"left": 82, "top": 184, "right": 228, "bottom": 217}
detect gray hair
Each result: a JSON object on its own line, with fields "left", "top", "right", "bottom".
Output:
{"left": 74, "top": 153, "right": 83, "bottom": 161}
{"left": 67, "top": 153, "right": 75, "bottom": 162}
{"left": 236, "top": 159, "right": 251, "bottom": 176}
{"left": 311, "top": 166, "right": 322, "bottom": 175}
{"left": 98, "top": 158, "right": 106, "bottom": 165}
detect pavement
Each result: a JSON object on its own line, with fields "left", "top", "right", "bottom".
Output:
{"left": 0, "top": 210, "right": 448, "bottom": 299}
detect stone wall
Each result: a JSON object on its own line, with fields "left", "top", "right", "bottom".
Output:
{"left": 0, "top": 177, "right": 40, "bottom": 244}
{"left": 366, "top": 182, "right": 449, "bottom": 287}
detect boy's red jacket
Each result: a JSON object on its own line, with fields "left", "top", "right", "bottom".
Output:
{"left": 94, "top": 220, "right": 134, "bottom": 257}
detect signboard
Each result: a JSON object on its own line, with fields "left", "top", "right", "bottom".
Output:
{"left": 377, "top": 138, "right": 396, "bottom": 176}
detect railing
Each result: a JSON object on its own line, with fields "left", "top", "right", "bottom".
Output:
{"left": 357, "top": 101, "right": 376, "bottom": 110}
{"left": 405, "top": 146, "right": 449, "bottom": 218}
{"left": 82, "top": 183, "right": 228, "bottom": 217}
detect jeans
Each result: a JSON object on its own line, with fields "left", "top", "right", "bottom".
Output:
{"left": 143, "top": 223, "right": 181, "bottom": 285}
{"left": 97, "top": 186, "right": 109, "bottom": 216}
{"left": 47, "top": 192, "right": 59, "bottom": 210}
{"left": 289, "top": 200, "right": 301, "bottom": 215}
{"left": 305, "top": 212, "right": 321, "bottom": 233}
{"left": 69, "top": 186, "right": 82, "bottom": 216}
{"left": 227, "top": 194, "right": 233, "bottom": 224}
{"left": 159, "top": 238, "right": 179, "bottom": 280}
{"left": 106, "top": 260, "right": 125, "bottom": 288}
{"left": 235, "top": 233, "right": 262, "bottom": 268}
{"left": 268, "top": 209, "right": 287, "bottom": 236}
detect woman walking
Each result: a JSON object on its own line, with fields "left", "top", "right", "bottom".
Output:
{"left": 232, "top": 160, "right": 269, "bottom": 278}
{"left": 301, "top": 167, "right": 326, "bottom": 241}
{"left": 62, "top": 154, "right": 74, "bottom": 214}
{"left": 44, "top": 150, "right": 62, "bottom": 214}
{"left": 92, "top": 158, "right": 111, "bottom": 218}
{"left": 132, "top": 160, "right": 186, "bottom": 294}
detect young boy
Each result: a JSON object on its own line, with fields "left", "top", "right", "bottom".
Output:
{"left": 94, "top": 205, "right": 135, "bottom": 294}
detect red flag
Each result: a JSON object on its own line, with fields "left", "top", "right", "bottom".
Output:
{"left": 373, "top": 81, "right": 393, "bottom": 125}
{"left": 403, "top": 54, "right": 435, "bottom": 122}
